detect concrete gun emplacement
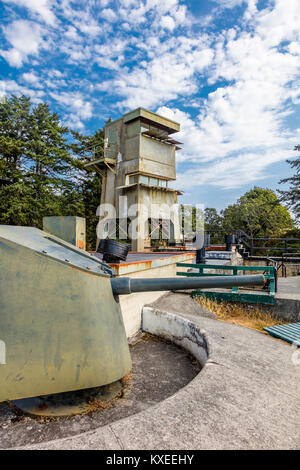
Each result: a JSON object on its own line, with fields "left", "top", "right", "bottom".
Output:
{"left": 0, "top": 226, "right": 265, "bottom": 404}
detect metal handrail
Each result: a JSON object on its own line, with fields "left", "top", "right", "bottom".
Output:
{"left": 266, "top": 257, "right": 278, "bottom": 292}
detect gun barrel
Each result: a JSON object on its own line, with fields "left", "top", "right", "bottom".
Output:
{"left": 111, "top": 274, "right": 265, "bottom": 296}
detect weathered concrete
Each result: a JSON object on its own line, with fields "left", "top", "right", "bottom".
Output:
{"left": 142, "top": 307, "right": 208, "bottom": 367}
{"left": 98, "top": 107, "right": 182, "bottom": 252}
{"left": 148, "top": 292, "right": 216, "bottom": 320}
{"left": 19, "top": 293, "right": 300, "bottom": 450}
{"left": 277, "top": 277, "right": 300, "bottom": 300}
{"left": 271, "top": 277, "right": 300, "bottom": 322}
{"left": 117, "top": 254, "right": 193, "bottom": 337}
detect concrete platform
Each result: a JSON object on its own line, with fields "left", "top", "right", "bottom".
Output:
{"left": 19, "top": 293, "right": 300, "bottom": 450}
{"left": 277, "top": 277, "right": 300, "bottom": 301}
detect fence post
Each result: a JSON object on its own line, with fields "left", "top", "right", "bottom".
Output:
{"left": 232, "top": 267, "right": 238, "bottom": 292}
{"left": 250, "top": 238, "right": 254, "bottom": 256}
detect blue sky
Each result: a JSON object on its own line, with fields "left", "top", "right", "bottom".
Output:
{"left": 0, "top": 0, "right": 299, "bottom": 212}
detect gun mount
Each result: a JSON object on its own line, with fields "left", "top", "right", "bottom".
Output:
{"left": 0, "top": 226, "right": 265, "bottom": 416}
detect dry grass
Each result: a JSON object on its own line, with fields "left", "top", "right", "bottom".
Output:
{"left": 196, "top": 296, "right": 285, "bottom": 332}
{"left": 130, "top": 332, "right": 170, "bottom": 347}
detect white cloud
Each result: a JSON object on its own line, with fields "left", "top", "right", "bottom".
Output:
{"left": 151, "top": 0, "right": 300, "bottom": 191}
{"left": 22, "top": 71, "right": 41, "bottom": 86}
{"left": 175, "top": 147, "right": 298, "bottom": 191}
{"left": 117, "top": 0, "right": 187, "bottom": 28}
{"left": 99, "top": 37, "right": 214, "bottom": 108}
{"left": 2, "top": 0, "right": 56, "bottom": 25}
{"left": 94, "top": 38, "right": 128, "bottom": 70}
{"left": 255, "top": 0, "right": 300, "bottom": 46}
{"left": 0, "top": 79, "right": 45, "bottom": 102}
{"left": 49, "top": 91, "right": 93, "bottom": 121}
{"left": 60, "top": 43, "right": 92, "bottom": 63}
{"left": 0, "top": 20, "right": 47, "bottom": 67}
{"left": 48, "top": 69, "right": 64, "bottom": 78}
{"left": 59, "top": 3, "right": 103, "bottom": 37}
{"left": 64, "top": 26, "right": 80, "bottom": 41}
{"left": 74, "top": 18, "right": 101, "bottom": 37}
{"left": 148, "top": 0, "right": 178, "bottom": 14}
{"left": 172, "top": 5, "right": 187, "bottom": 25}
{"left": 101, "top": 8, "right": 117, "bottom": 22}
{"left": 160, "top": 15, "right": 176, "bottom": 31}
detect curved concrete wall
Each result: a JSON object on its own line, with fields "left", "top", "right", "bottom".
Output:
{"left": 142, "top": 306, "right": 209, "bottom": 367}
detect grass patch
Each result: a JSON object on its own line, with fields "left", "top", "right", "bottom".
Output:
{"left": 196, "top": 296, "right": 285, "bottom": 332}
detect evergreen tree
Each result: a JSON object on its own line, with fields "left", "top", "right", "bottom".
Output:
{"left": 278, "top": 145, "right": 300, "bottom": 220}
{"left": 69, "top": 128, "right": 104, "bottom": 250}
{"left": 0, "top": 95, "right": 31, "bottom": 224}
{"left": 0, "top": 95, "right": 83, "bottom": 227}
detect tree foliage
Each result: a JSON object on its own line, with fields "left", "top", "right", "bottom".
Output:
{"left": 278, "top": 145, "right": 300, "bottom": 221}
{"left": 0, "top": 95, "right": 84, "bottom": 227}
{"left": 69, "top": 129, "right": 104, "bottom": 250}
{"left": 0, "top": 95, "right": 104, "bottom": 250}
{"left": 204, "top": 207, "right": 223, "bottom": 232}
{"left": 221, "top": 187, "right": 294, "bottom": 237}
{"left": 204, "top": 207, "right": 224, "bottom": 243}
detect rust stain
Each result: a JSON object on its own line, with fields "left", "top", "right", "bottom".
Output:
{"left": 206, "top": 246, "right": 227, "bottom": 251}
{"left": 109, "top": 260, "right": 152, "bottom": 269}
{"left": 76, "top": 240, "right": 85, "bottom": 250}
{"left": 35, "top": 403, "right": 48, "bottom": 412}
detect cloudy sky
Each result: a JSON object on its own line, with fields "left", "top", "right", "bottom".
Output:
{"left": 0, "top": 0, "right": 299, "bottom": 210}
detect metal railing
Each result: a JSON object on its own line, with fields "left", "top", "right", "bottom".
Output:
{"left": 234, "top": 229, "right": 300, "bottom": 256}
{"left": 176, "top": 263, "right": 275, "bottom": 304}
{"left": 280, "top": 252, "right": 300, "bottom": 277}
{"left": 201, "top": 229, "right": 300, "bottom": 257}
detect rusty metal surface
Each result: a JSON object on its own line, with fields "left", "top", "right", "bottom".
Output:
{"left": 95, "top": 252, "right": 195, "bottom": 276}
{"left": 0, "top": 226, "right": 131, "bottom": 402}
{"left": 92, "top": 251, "right": 194, "bottom": 263}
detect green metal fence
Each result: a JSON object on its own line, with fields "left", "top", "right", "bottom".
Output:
{"left": 176, "top": 263, "right": 275, "bottom": 304}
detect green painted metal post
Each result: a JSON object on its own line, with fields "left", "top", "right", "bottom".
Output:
{"left": 232, "top": 267, "right": 238, "bottom": 292}
{"left": 269, "top": 267, "right": 275, "bottom": 294}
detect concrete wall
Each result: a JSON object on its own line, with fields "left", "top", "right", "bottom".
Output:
{"left": 271, "top": 298, "right": 300, "bottom": 322}
{"left": 142, "top": 307, "right": 208, "bottom": 367}
{"left": 119, "top": 261, "right": 192, "bottom": 338}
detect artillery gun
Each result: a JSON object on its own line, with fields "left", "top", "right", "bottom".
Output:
{"left": 0, "top": 226, "right": 264, "bottom": 416}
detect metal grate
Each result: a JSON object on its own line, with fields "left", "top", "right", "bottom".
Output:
{"left": 264, "top": 323, "right": 300, "bottom": 347}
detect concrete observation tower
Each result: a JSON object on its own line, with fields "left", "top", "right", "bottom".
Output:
{"left": 85, "top": 108, "right": 183, "bottom": 251}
